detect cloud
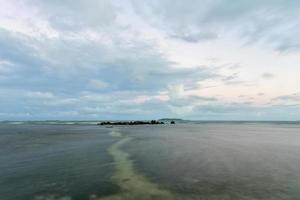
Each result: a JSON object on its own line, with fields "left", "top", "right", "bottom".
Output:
{"left": 0, "top": 60, "right": 14, "bottom": 74}
{"left": 88, "top": 79, "right": 109, "bottom": 89}
{"left": 220, "top": 72, "right": 247, "bottom": 85}
{"left": 171, "top": 31, "right": 218, "bottom": 43}
{"left": 132, "top": 0, "right": 300, "bottom": 52}
{"left": 28, "top": 0, "right": 116, "bottom": 31}
{"left": 26, "top": 91, "right": 79, "bottom": 107}
{"left": 0, "top": 0, "right": 300, "bottom": 120}
{"left": 261, "top": 72, "right": 274, "bottom": 79}
{"left": 0, "top": 25, "right": 217, "bottom": 119}
{"left": 272, "top": 92, "right": 300, "bottom": 102}
{"left": 26, "top": 91, "right": 55, "bottom": 99}
{"left": 0, "top": 27, "right": 214, "bottom": 93}
{"left": 257, "top": 93, "right": 265, "bottom": 96}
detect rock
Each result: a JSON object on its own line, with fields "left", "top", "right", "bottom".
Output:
{"left": 97, "top": 120, "right": 164, "bottom": 126}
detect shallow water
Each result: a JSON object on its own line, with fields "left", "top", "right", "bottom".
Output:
{"left": 1, "top": 123, "right": 300, "bottom": 200}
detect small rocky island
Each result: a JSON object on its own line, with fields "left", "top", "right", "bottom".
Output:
{"left": 97, "top": 120, "right": 166, "bottom": 126}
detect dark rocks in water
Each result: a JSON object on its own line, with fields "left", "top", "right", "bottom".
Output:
{"left": 170, "top": 121, "right": 175, "bottom": 124}
{"left": 97, "top": 120, "right": 164, "bottom": 126}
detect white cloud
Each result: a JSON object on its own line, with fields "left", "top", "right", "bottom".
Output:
{"left": 26, "top": 91, "right": 55, "bottom": 99}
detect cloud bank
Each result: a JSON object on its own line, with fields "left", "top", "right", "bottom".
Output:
{"left": 0, "top": 0, "right": 300, "bottom": 120}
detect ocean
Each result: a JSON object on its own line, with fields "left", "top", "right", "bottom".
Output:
{"left": 1, "top": 122, "right": 300, "bottom": 200}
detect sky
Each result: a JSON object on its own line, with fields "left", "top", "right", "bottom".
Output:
{"left": 0, "top": 0, "right": 300, "bottom": 121}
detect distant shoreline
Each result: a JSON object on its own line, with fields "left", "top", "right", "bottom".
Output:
{"left": 1, "top": 120, "right": 300, "bottom": 125}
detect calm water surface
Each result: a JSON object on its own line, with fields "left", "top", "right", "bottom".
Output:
{"left": 1, "top": 123, "right": 300, "bottom": 200}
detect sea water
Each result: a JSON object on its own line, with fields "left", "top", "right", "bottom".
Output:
{"left": 1, "top": 122, "right": 300, "bottom": 200}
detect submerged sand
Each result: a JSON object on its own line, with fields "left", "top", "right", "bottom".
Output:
{"left": 94, "top": 129, "right": 174, "bottom": 200}
{"left": 94, "top": 128, "right": 252, "bottom": 200}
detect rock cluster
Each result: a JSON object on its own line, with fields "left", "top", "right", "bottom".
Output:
{"left": 97, "top": 120, "right": 165, "bottom": 126}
